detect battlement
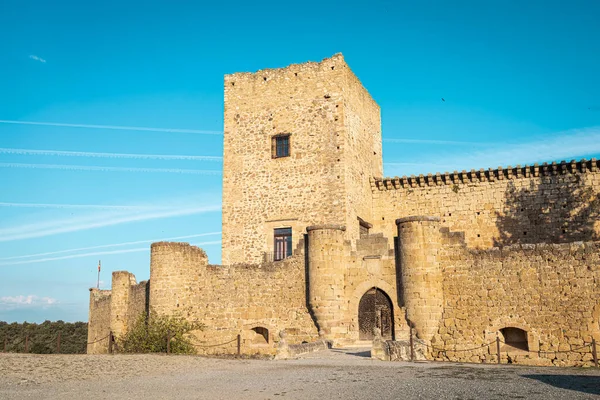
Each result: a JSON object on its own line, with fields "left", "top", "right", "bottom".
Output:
{"left": 151, "top": 241, "right": 208, "bottom": 257}
{"left": 373, "top": 158, "right": 599, "bottom": 191}
{"left": 225, "top": 53, "right": 346, "bottom": 82}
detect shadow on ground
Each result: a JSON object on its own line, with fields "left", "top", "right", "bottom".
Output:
{"left": 522, "top": 375, "right": 600, "bottom": 396}
{"left": 331, "top": 349, "right": 371, "bottom": 358}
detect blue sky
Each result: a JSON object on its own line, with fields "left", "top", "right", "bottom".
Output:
{"left": 0, "top": 0, "right": 599, "bottom": 322}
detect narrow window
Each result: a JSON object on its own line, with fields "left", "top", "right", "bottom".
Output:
{"left": 358, "top": 217, "right": 372, "bottom": 237}
{"left": 274, "top": 228, "right": 292, "bottom": 261}
{"left": 272, "top": 134, "right": 290, "bottom": 158}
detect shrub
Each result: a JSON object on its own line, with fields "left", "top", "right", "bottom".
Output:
{"left": 118, "top": 311, "right": 204, "bottom": 354}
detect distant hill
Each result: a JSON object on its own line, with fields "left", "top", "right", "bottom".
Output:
{"left": 0, "top": 320, "right": 88, "bottom": 354}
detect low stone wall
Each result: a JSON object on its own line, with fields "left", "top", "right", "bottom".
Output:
{"left": 371, "top": 337, "right": 427, "bottom": 361}
{"left": 275, "top": 331, "right": 331, "bottom": 359}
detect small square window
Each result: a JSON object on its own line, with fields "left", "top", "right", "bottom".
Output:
{"left": 272, "top": 134, "right": 290, "bottom": 158}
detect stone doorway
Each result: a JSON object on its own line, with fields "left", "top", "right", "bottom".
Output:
{"left": 358, "top": 287, "right": 394, "bottom": 340}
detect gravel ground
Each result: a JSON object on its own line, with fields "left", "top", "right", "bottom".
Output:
{"left": 1, "top": 348, "right": 599, "bottom": 399}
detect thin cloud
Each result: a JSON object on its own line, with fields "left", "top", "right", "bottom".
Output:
{"left": 29, "top": 55, "right": 46, "bottom": 63}
{"left": 0, "top": 241, "right": 222, "bottom": 266}
{"left": 0, "top": 295, "right": 57, "bottom": 310}
{"left": 0, "top": 120, "right": 222, "bottom": 135}
{"left": 0, "top": 202, "right": 163, "bottom": 210}
{"left": 0, "top": 232, "right": 222, "bottom": 261}
{"left": 384, "top": 126, "right": 600, "bottom": 176}
{"left": 0, "top": 162, "right": 222, "bottom": 175}
{"left": 0, "top": 204, "right": 221, "bottom": 242}
{"left": 0, "top": 147, "right": 222, "bottom": 161}
{"left": 383, "top": 138, "right": 494, "bottom": 146}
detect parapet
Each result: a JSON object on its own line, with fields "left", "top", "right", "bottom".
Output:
{"left": 306, "top": 224, "right": 346, "bottom": 232}
{"left": 225, "top": 53, "right": 346, "bottom": 83}
{"left": 373, "top": 158, "right": 599, "bottom": 191}
{"left": 150, "top": 241, "right": 208, "bottom": 258}
{"left": 395, "top": 216, "right": 441, "bottom": 225}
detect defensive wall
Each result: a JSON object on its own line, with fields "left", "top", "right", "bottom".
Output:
{"left": 88, "top": 242, "right": 319, "bottom": 355}
{"left": 372, "top": 158, "right": 600, "bottom": 248}
{"left": 394, "top": 216, "right": 600, "bottom": 367}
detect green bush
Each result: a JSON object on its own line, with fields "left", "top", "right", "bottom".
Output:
{"left": 118, "top": 311, "right": 204, "bottom": 354}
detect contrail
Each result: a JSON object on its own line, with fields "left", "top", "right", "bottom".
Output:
{"left": 0, "top": 163, "right": 222, "bottom": 175}
{"left": 0, "top": 232, "right": 222, "bottom": 261}
{"left": 383, "top": 138, "right": 492, "bottom": 146}
{"left": 0, "top": 202, "right": 162, "bottom": 210}
{"left": 0, "top": 241, "right": 222, "bottom": 266}
{"left": 0, "top": 204, "right": 222, "bottom": 242}
{"left": 0, "top": 120, "right": 223, "bottom": 135}
{"left": 0, "top": 148, "right": 222, "bottom": 161}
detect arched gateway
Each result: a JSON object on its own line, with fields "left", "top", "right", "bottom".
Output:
{"left": 358, "top": 287, "right": 394, "bottom": 340}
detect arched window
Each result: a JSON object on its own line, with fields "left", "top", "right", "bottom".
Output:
{"left": 251, "top": 327, "right": 269, "bottom": 344}
{"left": 500, "top": 327, "right": 528, "bottom": 351}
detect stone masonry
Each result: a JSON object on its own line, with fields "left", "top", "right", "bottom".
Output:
{"left": 88, "top": 54, "right": 600, "bottom": 366}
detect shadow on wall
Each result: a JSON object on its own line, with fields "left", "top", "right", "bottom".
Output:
{"left": 494, "top": 179, "right": 600, "bottom": 246}
{"left": 522, "top": 375, "right": 600, "bottom": 396}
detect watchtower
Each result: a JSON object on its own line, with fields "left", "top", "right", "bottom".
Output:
{"left": 222, "top": 54, "right": 382, "bottom": 264}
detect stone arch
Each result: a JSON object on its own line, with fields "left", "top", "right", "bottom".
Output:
{"left": 357, "top": 287, "right": 394, "bottom": 340}
{"left": 251, "top": 326, "right": 269, "bottom": 344}
{"left": 486, "top": 316, "right": 538, "bottom": 352}
{"left": 350, "top": 279, "right": 398, "bottom": 314}
{"left": 499, "top": 327, "right": 529, "bottom": 351}
{"left": 349, "top": 279, "right": 401, "bottom": 340}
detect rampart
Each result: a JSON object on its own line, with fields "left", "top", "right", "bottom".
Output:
{"left": 372, "top": 158, "right": 600, "bottom": 249}
{"left": 87, "top": 275, "right": 149, "bottom": 354}
{"left": 88, "top": 242, "right": 319, "bottom": 355}
{"left": 436, "top": 236, "right": 600, "bottom": 367}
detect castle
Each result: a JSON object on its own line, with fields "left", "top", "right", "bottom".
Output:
{"left": 88, "top": 54, "right": 600, "bottom": 366}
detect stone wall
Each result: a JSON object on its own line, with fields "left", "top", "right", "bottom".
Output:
{"left": 87, "top": 273, "right": 149, "bottom": 354}
{"left": 149, "top": 242, "right": 319, "bottom": 355}
{"left": 307, "top": 225, "right": 408, "bottom": 346}
{"left": 434, "top": 236, "right": 600, "bottom": 367}
{"left": 222, "top": 54, "right": 382, "bottom": 264}
{"left": 340, "top": 63, "right": 382, "bottom": 241}
{"left": 372, "top": 159, "right": 600, "bottom": 250}
{"left": 87, "top": 289, "right": 111, "bottom": 354}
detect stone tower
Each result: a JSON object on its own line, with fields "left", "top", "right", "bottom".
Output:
{"left": 222, "top": 54, "right": 383, "bottom": 264}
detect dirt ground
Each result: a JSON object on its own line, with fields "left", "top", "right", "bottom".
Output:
{"left": 1, "top": 348, "right": 599, "bottom": 399}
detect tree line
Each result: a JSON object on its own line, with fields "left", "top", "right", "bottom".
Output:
{"left": 0, "top": 320, "right": 88, "bottom": 354}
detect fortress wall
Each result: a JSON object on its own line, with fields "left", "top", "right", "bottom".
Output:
{"left": 87, "top": 289, "right": 111, "bottom": 354}
{"left": 222, "top": 54, "right": 349, "bottom": 264}
{"left": 341, "top": 63, "right": 382, "bottom": 240}
{"left": 306, "top": 225, "right": 407, "bottom": 345}
{"left": 436, "top": 238, "right": 600, "bottom": 367}
{"left": 372, "top": 159, "right": 600, "bottom": 249}
{"left": 127, "top": 280, "right": 149, "bottom": 327}
{"left": 149, "top": 242, "right": 319, "bottom": 355}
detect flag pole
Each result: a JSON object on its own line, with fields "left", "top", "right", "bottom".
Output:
{"left": 97, "top": 260, "right": 101, "bottom": 289}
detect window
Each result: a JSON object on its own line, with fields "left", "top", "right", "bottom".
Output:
{"left": 358, "top": 217, "right": 372, "bottom": 237}
{"left": 274, "top": 228, "right": 292, "bottom": 261}
{"left": 272, "top": 134, "right": 290, "bottom": 158}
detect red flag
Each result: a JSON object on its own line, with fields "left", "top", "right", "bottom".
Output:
{"left": 98, "top": 260, "right": 101, "bottom": 272}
